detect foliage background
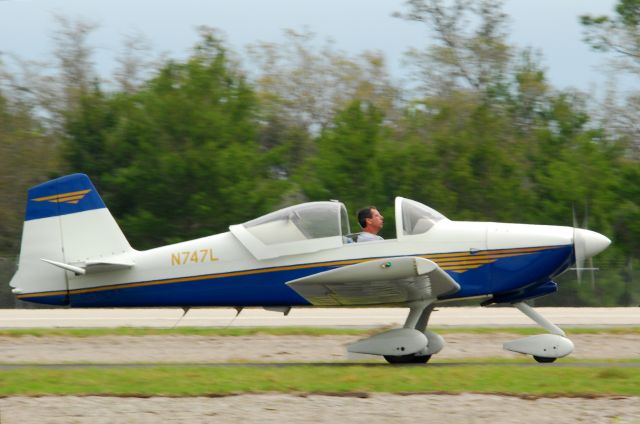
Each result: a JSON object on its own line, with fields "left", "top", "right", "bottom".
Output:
{"left": 1, "top": 0, "right": 638, "bottom": 307}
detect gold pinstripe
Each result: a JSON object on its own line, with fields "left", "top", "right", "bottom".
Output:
{"left": 424, "top": 246, "right": 556, "bottom": 273}
{"left": 16, "top": 246, "right": 565, "bottom": 299}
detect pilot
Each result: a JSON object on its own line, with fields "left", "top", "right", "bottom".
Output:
{"left": 356, "top": 206, "right": 384, "bottom": 242}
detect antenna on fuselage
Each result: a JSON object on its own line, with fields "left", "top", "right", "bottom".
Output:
{"left": 223, "top": 306, "right": 244, "bottom": 329}
{"left": 171, "top": 306, "right": 191, "bottom": 329}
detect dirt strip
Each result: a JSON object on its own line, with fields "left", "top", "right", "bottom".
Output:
{"left": 1, "top": 394, "right": 639, "bottom": 424}
{"left": 1, "top": 333, "right": 639, "bottom": 363}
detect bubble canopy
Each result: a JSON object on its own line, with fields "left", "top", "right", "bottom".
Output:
{"left": 229, "top": 202, "right": 350, "bottom": 260}
{"left": 229, "top": 198, "right": 447, "bottom": 260}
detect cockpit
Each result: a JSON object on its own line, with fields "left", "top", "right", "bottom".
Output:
{"left": 228, "top": 197, "right": 447, "bottom": 260}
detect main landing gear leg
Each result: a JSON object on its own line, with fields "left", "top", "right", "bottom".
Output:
{"left": 503, "top": 302, "right": 574, "bottom": 363}
{"left": 383, "top": 301, "right": 444, "bottom": 364}
{"left": 347, "top": 301, "right": 445, "bottom": 364}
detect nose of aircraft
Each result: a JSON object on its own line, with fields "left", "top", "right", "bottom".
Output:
{"left": 574, "top": 228, "right": 611, "bottom": 259}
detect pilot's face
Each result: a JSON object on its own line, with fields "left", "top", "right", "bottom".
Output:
{"left": 367, "top": 208, "right": 384, "bottom": 233}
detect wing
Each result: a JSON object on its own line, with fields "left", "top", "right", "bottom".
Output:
{"left": 286, "top": 257, "right": 460, "bottom": 306}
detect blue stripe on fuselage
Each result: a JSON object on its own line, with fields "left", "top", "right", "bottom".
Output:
{"left": 22, "top": 245, "right": 574, "bottom": 307}
{"left": 69, "top": 265, "right": 322, "bottom": 307}
{"left": 445, "top": 244, "right": 573, "bottom": 298}
{"left": 489, "top": 244, "right": 573, "bottom": 292}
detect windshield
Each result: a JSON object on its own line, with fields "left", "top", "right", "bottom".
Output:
{"left": 398, "top": 197, "right": 447, "bottom": 236}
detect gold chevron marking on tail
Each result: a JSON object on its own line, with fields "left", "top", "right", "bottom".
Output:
{"left": 32, "top": 189, "right": 91, "bottom": 205}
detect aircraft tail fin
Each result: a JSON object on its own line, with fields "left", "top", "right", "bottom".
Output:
{"left": 10, "top": 174, "right": 133, "bottom": 304}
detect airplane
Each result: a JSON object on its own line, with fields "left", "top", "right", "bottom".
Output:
{"left": 9, "top": 173, "right": 611, "bottom": 364}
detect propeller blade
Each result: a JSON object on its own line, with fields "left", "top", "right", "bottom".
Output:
{"left": 573, "top": 226, "right": 585, "bottom": 284}
{"left": 583, "top": 202, "right": 589, "bottom": 230}
{"left": 572, "top": 205, "right": 583, "bottom": 284}
{"left": 583, "top": 203, "right": 596, "bottom": 288}
{"left": 589, "top": 257, "right": 596, "bottom": 289}
{"left": 570, "top": 202, "right": 610, "bottom": 286}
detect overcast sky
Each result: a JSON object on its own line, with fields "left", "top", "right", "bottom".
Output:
{"left": 0, "top": 0, "right": 620, "bottom": 93}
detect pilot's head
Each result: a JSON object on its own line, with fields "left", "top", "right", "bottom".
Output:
{"left": 357, "top": 206, "right": 384, "bottom": 234}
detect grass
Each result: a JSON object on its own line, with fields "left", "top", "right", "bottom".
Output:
{"left": 0, "top": 364, "right": 638, "bottom": 397}
{"left": 0, "top": 326, "right": 638, "bottom": 338}
{"left": 1, "top": 327, "right": 636, "bottom": 397}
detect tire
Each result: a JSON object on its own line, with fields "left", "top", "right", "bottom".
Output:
{"left": 384, "top": 354, "right": 432, "bottom": 364}
{"left": 533, "top": 356, "right": 557, "bottom": 363}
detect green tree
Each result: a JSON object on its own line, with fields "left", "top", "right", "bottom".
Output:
{"left": 299, "top": 100, "right": 387, "bottom": 233}
{"left": 0, "top": 80, "right": 59, "bottom": 254}
{"left": 247, "top": 29, "right": 400, "bottom": 182}
{"left": 248, "top": 29, "right": 399, "bottom": 132}
{"left": 581, "top": 0, "right": 640, "bottom": 157}
{"left": 64, "top": 31, "right": 290, "bottom": 248}
{"left": 397, "top": 0, "right": 511, "bottom": 97}
{"left": 580, "top": 0, "right": 640, "bottom": 304}
{"left": 581, "top": 0, "right": 640, "bottom": 68}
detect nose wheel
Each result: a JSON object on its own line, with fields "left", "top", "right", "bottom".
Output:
{"left": 503, "top": 302, "right": 574, "bottom": 363}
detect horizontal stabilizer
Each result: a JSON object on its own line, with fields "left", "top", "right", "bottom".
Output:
{"left": 41, "top": 257, "right": 134, "bottom": 275}
{"left": 286, "top": 257, "right": 460, "bottom": 306}
{"left": 41, "top": 259, "right": 86, "bottom": 275}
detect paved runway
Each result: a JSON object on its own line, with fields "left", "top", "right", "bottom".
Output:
{"left": 1, "top": 307, "right": 638, "bottom": 328}
{"left": 2, "top": 361, "right": 639, "bottom": 369}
